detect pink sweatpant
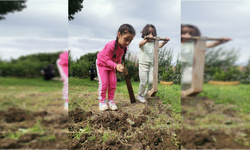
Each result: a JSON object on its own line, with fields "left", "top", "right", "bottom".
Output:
{"left": 57, "top": 59, "right": 68, "bottom": 103}
{"left": 96, "top": 59, "right": 117, "bottom": 102}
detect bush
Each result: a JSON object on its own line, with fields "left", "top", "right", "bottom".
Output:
{"left": 0, "top": 51, "right": 63, "bottom": 78}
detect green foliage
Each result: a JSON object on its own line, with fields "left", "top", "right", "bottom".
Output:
{"left": 205, "top": 47, "right": 240, "bottom": 68}
{"left": 68, "top": 0, "right": 84, "bottom": 21}
{"left": 69, "top": 51, "right": 98, "bottom": 78}
{"left": 160, "top": 53, "right": 181, "bottom": 84}
{"left": 158, "top": 47, "right": 174, "bottom": 69}
{"left": 0, "top": 1, "right": 27, "bottom": 20}
{"left": 123, "top": 52, "right": 139, "bottom": 81}
{"left": 0, "top": 51, "right": 63, "bottom": 78}
{"left": 207, "top": 66, "right": 241, "bottom": 81}
{"left": 204, "top": 47, "right": 243, "bottom": 82}
{"left": 238, "top": 58, "right": 250, "bottom": 84}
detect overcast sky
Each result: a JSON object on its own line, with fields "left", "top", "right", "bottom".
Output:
{"left": 2, "top": 0, "right": 249, "bottom": 65}
{"left": 182, "top": 0, "right": 250, "bottom": 65}
{"left": 69, "top": 0, "right": 181, "bottom": 64}
{"left": 0, "top": 0, "right": 67, "bottom": 61}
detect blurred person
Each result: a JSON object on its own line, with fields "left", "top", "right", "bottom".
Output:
{"left": 56, "top": 51, "right": 68, "bottom": 110}
{"left": 89, "top": 64, "right": 96, "bottom": 81}
{"left": 41, "top": 64, "right": 55, "bottom": 81}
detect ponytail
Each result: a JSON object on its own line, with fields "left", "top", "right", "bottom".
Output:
{"left": 113, "top": 36, "right": 118, "bottom": 58}
{"left": 122, "top": 47, "right": 127, "bottom": 61}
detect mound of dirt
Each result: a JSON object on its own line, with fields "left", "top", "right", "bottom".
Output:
{"left": 68, "top": 107, "right": 92, "bottom": 123}
{"left": 89, "top": 112, "right": 147, "bottom": 132}
{"left": 182, "top": 128, "right": 250, "bottom": 149}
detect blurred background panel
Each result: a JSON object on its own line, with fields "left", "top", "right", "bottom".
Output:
{"left": 0, "top": 0, "right": 68, "bottom": 149}
{"left": 181, "top": 1, "right": 250, "bottom": 149}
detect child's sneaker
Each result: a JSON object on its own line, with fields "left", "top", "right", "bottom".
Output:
{"left": 64, "top": 102, "right": 68, "bottom": 110}
{"left": 99, "top": 100, "right": 108, "bottom": 111}
{"left": 136, "top": 95, "right": 145, "bottom": 103}
{"left": 144, "top": 90, "right": 148, "bottom": 96}
{"left": 108, "top": 100, "right": 118, "bottom": 111}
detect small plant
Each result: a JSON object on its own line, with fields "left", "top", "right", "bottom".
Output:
{"left": 102, "top": 132, "right": 109, "bottom": 143}
{"left": 6, "top": 130, "right": 21, "bottom": 140}
{"left": 88, "top": 135, "right": 96, "bottom": 141}
{"left": 39, "top": 135, "right": 56, "bottom": 141}
{"left": 30, "top": 120, "right": 45, "bottom": 133}
{"left": 82, "top": 121, "right": 91, "bottom": 133}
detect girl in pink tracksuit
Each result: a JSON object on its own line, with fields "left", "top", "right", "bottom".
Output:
{"left": 56, "top": 51, "right": 68, "bottom": 110}
{"left": 96, "top": 24, "right": 136, "bottom": 111}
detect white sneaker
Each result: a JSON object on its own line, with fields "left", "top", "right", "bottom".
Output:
{"left": 144, "top": 90, "right": 148, "bottom": 96}
{"left": 108, "top": 100, "right": 118, "bottom": 111}
{"left": 136, "top": 95, "right": 145, "bottom": 103}
{"left": 99, "top": 100, "right": 108, "bottom": 111}
{"left": 64, "top": 102, "right": 68, "bottom": 110}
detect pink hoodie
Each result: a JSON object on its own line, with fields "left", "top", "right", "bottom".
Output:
{"left": 58, "top": 51, "right": 68, "bottom": 77}
{"left": 97, "top": 40, "right": 126, "bottom": 69}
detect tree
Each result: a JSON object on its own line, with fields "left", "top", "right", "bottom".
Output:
{"left": 205, "top": 47, "right": 240, "bottom": 68}
{"left": 68, "top": 0, "right": 83, "bottom": 21}
{"left": 0, "top": 1, "right": 27, "bottom": 20}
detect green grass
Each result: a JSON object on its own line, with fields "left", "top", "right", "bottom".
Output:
{"left": 69, "top": 78, "right": 181, "bottom": 113}
{"left": 199, "top": 84, "right": 250, "bottom": 113}
{"left": 0, "top": 77, "right": 63, "bottom": 111}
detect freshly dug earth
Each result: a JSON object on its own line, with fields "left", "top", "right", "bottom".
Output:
{"left": 181, "top": 97, "right": 250, "bottom": 149}
{"left": 0, "top": 107, "right": 68, "bottom": 149}
{"left": 68, "top": 98, "right": 181, "bottom": 150}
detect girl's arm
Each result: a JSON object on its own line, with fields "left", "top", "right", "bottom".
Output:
{"left": 206, "top": 37, "right": 232, "bottom": 48}
{"left": 159, "top": 37, "right": 170, "bottom": 48}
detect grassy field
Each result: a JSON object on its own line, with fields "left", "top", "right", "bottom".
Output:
{"left": 200, "top": 84, "right": 250, "bottom": 113}
{"left": 182, "top": 83, "right": 250, "bottom": 149}
{"left": 68, "top": 77, "right": 181, "bottom": 149}
{"left": 0, "top": 77, "right": 68, "bottom": 149}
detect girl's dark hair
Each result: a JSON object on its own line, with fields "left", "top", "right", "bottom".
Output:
{"left": 113, "top": 24, "right": 136, "bottom": 61}
{"left": 181, "top": 24, "right": 201, "bottom": 36}
{"left": 140, "top": 24, "right": 157, "bottom": 38}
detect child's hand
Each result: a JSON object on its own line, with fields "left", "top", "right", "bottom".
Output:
{"left": 220, "top": 37, "right": 232, "bottom": 43}
{"left": 116, "top": 64, "right": 124, "bottom": 72}
{"left": 146, "top": 34, "right": 153, "bottom": 42}
{"left": 164, "top": 37, "right": 170, "bottom": 43}
{"left": 181, "top": 34, "right": 192, "bottom": 39}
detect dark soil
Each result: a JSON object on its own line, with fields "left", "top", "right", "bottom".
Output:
{"left": 0, "top": 107, "right": 68, "bottom": 149}
{"left": 68, "top": 107, "right": 181, "bottom": 150}
{"left": 182, "top": 128, "right": 250, "bottom": 149}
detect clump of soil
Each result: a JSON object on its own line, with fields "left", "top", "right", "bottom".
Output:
{"left": 182, "top": 128, "right": 250, "bottom": 149}
{"left": 42, "top": 115, "right": 68, "bottom": 129}
{"left": 90, "top": 112, "right": 147, "bottom": 132}
{"left": 3, "top": 108, "right": 33, "bottom": 123}
{"left": 68, "top": 107, "right": 92, "bottom": 123}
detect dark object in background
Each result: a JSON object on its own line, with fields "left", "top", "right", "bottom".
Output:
{"left": 42, "top": 64, "right": 55, "bottom": 80}
{"left": 89, "top": 64, "right": 96, "bottom": 81}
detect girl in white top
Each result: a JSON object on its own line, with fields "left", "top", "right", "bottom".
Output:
{"left": 137, "top": 24, "right": 170, "bottom": 102}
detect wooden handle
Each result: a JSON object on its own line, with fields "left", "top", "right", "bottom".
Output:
{"left": 181, "top": 36, "right": 225, "bottom": 41}
{"left": 144, "top": 36, "right": 169, "bottom": 41}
